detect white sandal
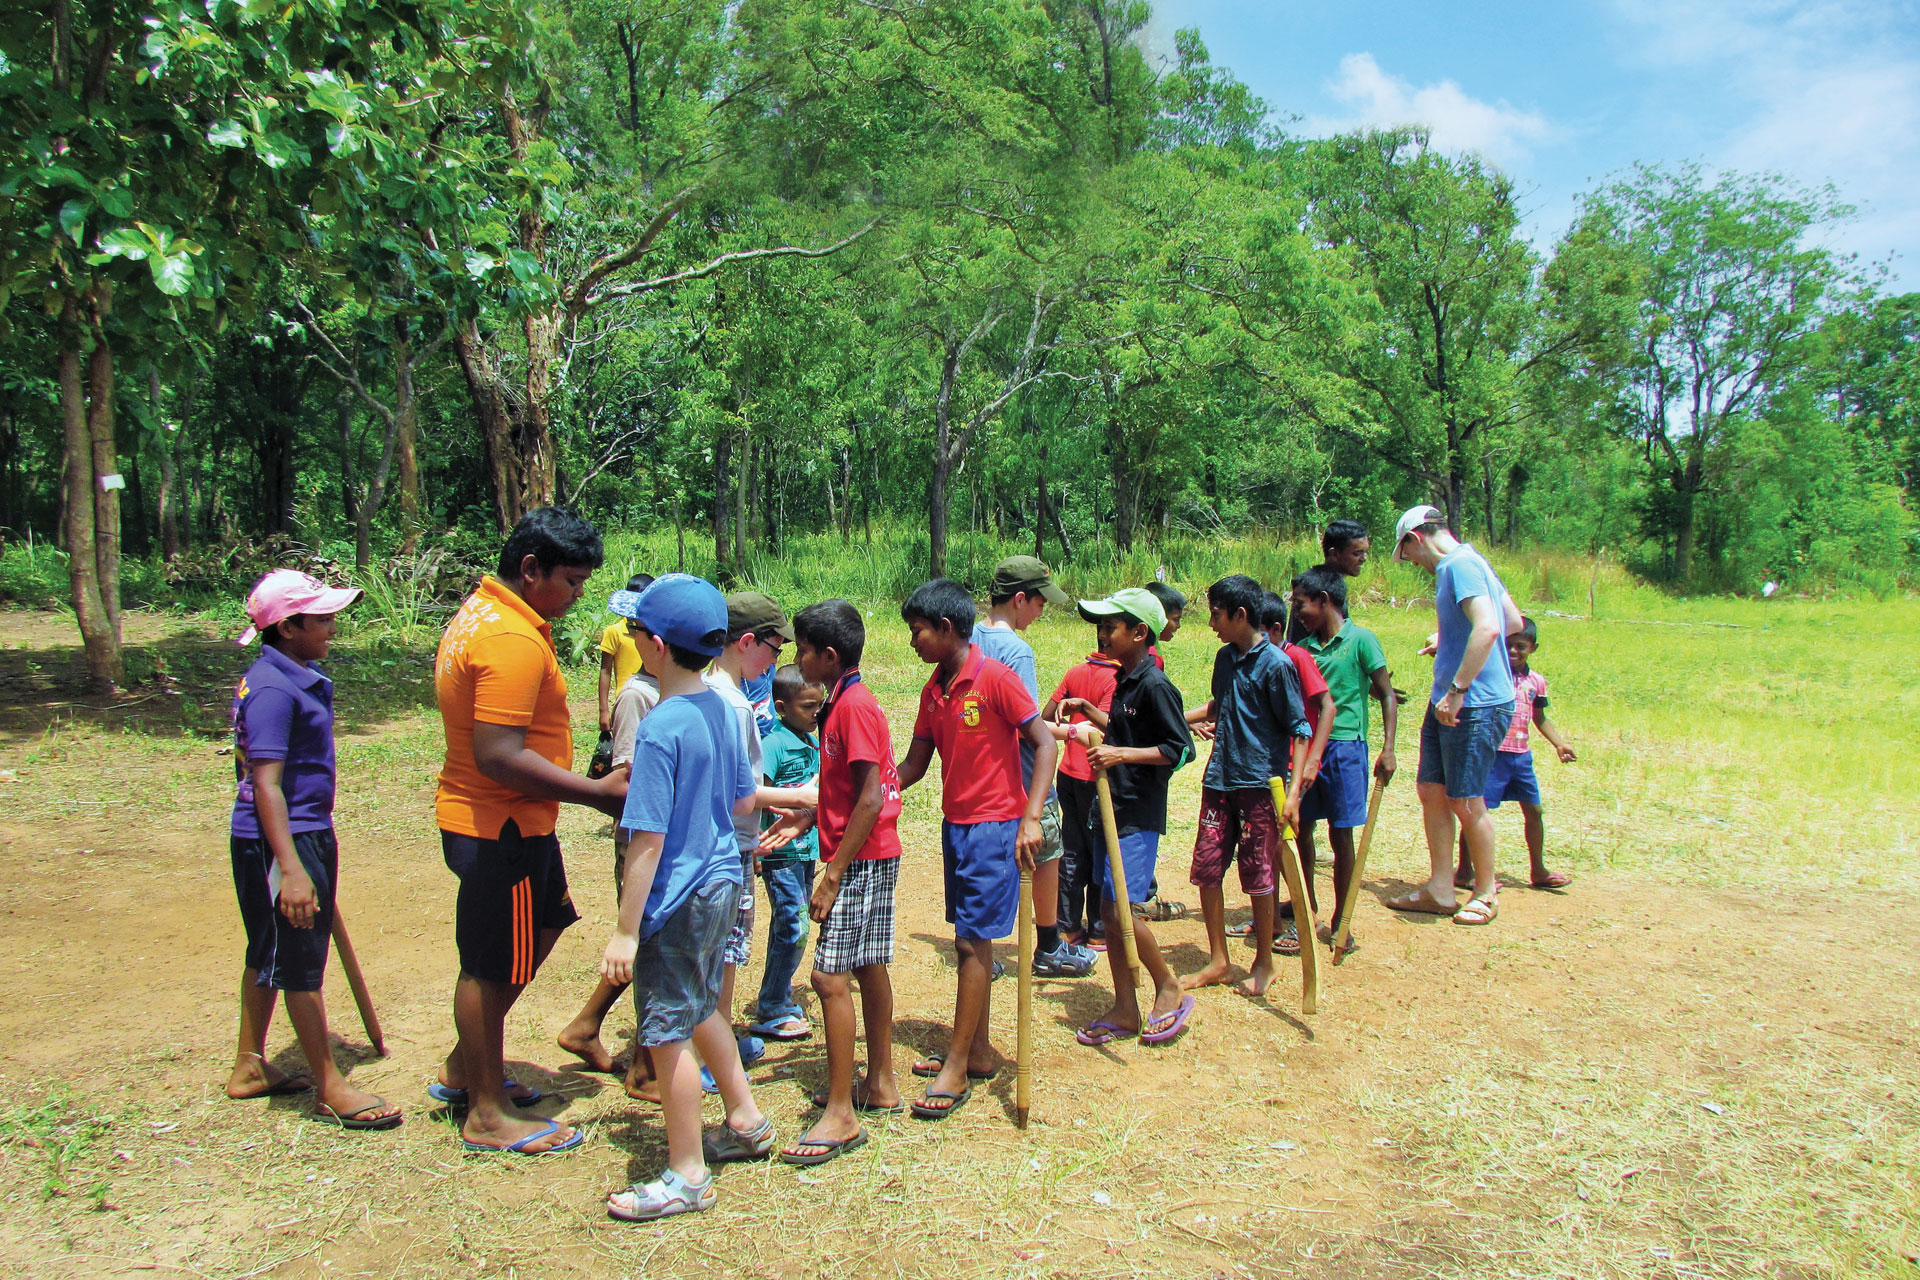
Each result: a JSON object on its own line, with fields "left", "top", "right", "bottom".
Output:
{"left": 1452, "top": 895, "right": 1499, "bottom": 926}
{"left": 606, "top": 1168, "right": 716, "bottom": 1222}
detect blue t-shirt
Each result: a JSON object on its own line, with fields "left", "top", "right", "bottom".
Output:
{"left": 973, "top": 621, "right": 1054, "bottom": 804}
{"left": 1202, "top": 638, "right": 1310, "bottom": 792}
{"left": 759, "top": 719, "right": 820, "bottom": 863}
{"left": 231, "top": 645, "right": 337, "bottom": 839}
{"left": 743, "top": 666, "right": 777, "bottom": 739}
{"left": 1431, "top": 543, "right": 1516, "bottom": 708}
{"left": 620, "top": 690, "right": 754, "bottom": 939}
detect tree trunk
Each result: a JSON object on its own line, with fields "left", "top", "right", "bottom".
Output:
{"left": 85, "top": 318, "right": 121, "bottom": 640}
{"left": 151, "top": 367, "right": 179, "bottom": 562}
{"left": 733, "top": 427, "right": 750, "bottom": 575}
{"left": 1034, "top": 443, "right": 1049, "bottom": 560}
{"left": 838, "top": 443, "right": 853, "bottom": 543}
{"left": 712, "top": 425, "right": 733, "bottom": 574}
{"left": 394, "top": 317, "right": 422, "bottom": 553}
{"left": 453, "top": 319, "right": 549, "bottom": 532}
{"left": 1481, "top": 455, "right": 1497, "bottom": 543}
{"left": 928, "top": 449, "right": 952, "bottom": 580}
{"left": 1504, "top": 463, "right": 1527, "bottom": 548}
{"left": 336, "top": 393, "right": 360, "bottom": 527}
{"left": 58, "top": 303, "right": 121, "bottom": 691}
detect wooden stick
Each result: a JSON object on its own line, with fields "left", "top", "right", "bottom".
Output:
{"left": 330, "top": 909, "right": 386, "bottom": 1057}
{"left": 1267, "top": 778, "right": 1319, "bottom": 1016}
{"left": 1331, "top": 776, "right": 1388, "bottom": 964}
{"left": 1015, "top": 868, "right": 1034, "bottom": 1130}
{"left": 1088, "top": 730, "right": 1143, "bottom": 989}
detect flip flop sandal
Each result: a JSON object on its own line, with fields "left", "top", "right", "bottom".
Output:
{"left": 702, "top": 1115, "right": 776, "bottom": 1163}
{"left": 233, "top": 1075, "right": 314, "bottom": 1099}
{"left": 1453, "top": 897, "right": 1499, "bottom": 926}
{"left": 1147, "top": 898, "right": 1189, "bottom": 922}
{"left": 911, "top": 1055, "right": 1000, "bottom": 1081}
{"left": 808, "top": 1085, "right": 907, "bottom": 1114}
{"left": 1140, "top": 995, "right": 1195, "bottom": 1046}
{"left": 747, "top": 1015, "right": 812, "bottom": 1040}
{"left": 427, "top": 1080, "right": 544, "bottom": 1108}
{"left": 313, "top": 1097, "right": 402, "bottom": 1131}
{"left": 1386, "top": 891, "right": 1460, "bottom": 916}
{"left": 607, "top": 1168, "right": 715, "bottom": 1221}
{"left": 778, "top": 1128, "right": 869, "bottom": 1166}
{"left": 1530, "top": 872, "right": 1573, "bottom": 890}
{"left": 461, "top": 1119, "right": 583, "bottom": 1154}
{"left": 1075, "top": 1019, "right": 1137, "bottom": 1047}
{"left": 910, "top": 1085, "right": 972, "bottom": 1120}
{"left": 1228, "top": 920, "right": 1254, "bottom": 940}
{"left": 1274, "top": 922, "right": 1302, "bottom": 956}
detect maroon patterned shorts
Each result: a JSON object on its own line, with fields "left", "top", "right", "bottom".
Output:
{"left": 1189, "top": 786, "right": 1279, "bottom": 896}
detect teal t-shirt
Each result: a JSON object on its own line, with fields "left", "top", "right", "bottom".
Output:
{"left": 760, "top": 719, "right": 819, "bottom": 863}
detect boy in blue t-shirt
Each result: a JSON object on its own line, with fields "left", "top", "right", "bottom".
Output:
{"left": 746, "top": 664, "right": 825, "bottom": 1040}
{"left": 226, "top": 571, "right": 401, "bottom": 1132}
{"left": 601, "top": 575, "right": 774, "bottom": 1223}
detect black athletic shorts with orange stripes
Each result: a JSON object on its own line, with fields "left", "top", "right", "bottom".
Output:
{"left": 442, "top": 819, "right": 579, "bottom": 985}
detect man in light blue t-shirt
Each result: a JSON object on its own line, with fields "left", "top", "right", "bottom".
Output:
{"left": 1386, "top": 505, "right": 1525, "bottom": 928}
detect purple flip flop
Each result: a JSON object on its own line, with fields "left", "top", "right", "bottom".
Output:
{"left": 1139, "top": 995, "right": 1195, "bottom": 1045}
{"left": 1075, "top": 1019, "right": 1136, "bottom": 1047}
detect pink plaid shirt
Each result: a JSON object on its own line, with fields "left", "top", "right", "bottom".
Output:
{"left": 1500, "top": 670, "right": 1549, "bottom": 754}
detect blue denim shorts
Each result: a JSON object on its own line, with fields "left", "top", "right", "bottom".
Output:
{"left": 632, "top": 878, "right": 736, "bottom": 1046}
{"left": 1299, "top": 738, "right": 1371, "bottom": 829}
{"left": 1097, "top": 830, "right": 1160, "bottom": 908}
{"left": 941, "top": 819, "right": 1020, "bottom": 941}
{"left": 1417, "top": 700, "right": 1515, "bottom": 800}
{"left": 1484, "top": 749, "right": 1542, "bottom": 809}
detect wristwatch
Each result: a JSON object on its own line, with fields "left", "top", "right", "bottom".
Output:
{"left": 1448, "top": 681, "right": 1470, "bottom": 697}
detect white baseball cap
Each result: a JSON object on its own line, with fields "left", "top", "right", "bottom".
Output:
{"left": 1391, "top": 505, "right": 1445, "bottom": 560}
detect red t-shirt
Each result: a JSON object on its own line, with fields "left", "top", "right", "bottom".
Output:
{"left": 1285, "top": 642, "right": 1330, "bottom": 737}
{"left": 817, "top": 672, "right": 903, "bottom": 861}
{"left": 912, "top": 644, "right": 1037, "bottom": 823}
{"left": 1049, "top": 653, "right": 1120, "bottom": 781}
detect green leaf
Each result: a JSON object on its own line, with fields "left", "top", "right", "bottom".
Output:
{"left": 98, "top": 185, "right": 133, "bottom": 218}
{"left": 58, "top": 200, "right": 89, "bottom": 248}
{"left": 150, "top": 252, "right": 194, "bottom": 296}
{"left": 207, "top": 120, "right": 247, "bottom": 148}
{"left": 254, "top": 133, "right": 305, "bottom": 170}
{"left": 96, "top": 227, "right": 153, "bottom": 262}
{"left": 505, "top": 248, "right": 539, "bottom": 281}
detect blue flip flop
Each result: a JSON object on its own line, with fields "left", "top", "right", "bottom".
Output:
{"left": 428, "top": 1079, "right": 544, "bottom": 1108}
{"left": 460, "top": 1119, "right": 583, "bottom": 1155}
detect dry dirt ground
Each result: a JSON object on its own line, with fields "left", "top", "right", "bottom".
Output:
{"left": 0, "top": 606, "right": 1915, "bottom": 1280}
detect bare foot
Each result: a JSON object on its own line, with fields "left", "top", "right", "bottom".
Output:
{"left": 623, "top": 1071, "right": 661, "bottom": 1104}
{"left": 556, "top": 1021, "right": 620, "bottom": 1074}
{"left": 461, "top": 1113, "right": 577, "bottom": 1152}
{"left": 1235, "top": 962, "right": 1273, "bottom": 997}
{"left": 316, "top": 1084, "right": 401, "bottom": 1125}
{"left": 783, "top": 1116, "right": 864, "bottom": 1161}
{"left": 226, "top": 1056, "right": 311, "bottom": 1099}
{"left": 1179, "top": 960, "right": 1232, "bottom": 991}
{"left": 1453, "top": 867, "right": 1474, "bottom": 889}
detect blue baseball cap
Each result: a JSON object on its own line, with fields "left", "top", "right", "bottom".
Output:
{"left": 633, "top": 573, "right": 729, "bottom": 657}
{"left": 607, "top": 589, "right": 645, "bottom": 619}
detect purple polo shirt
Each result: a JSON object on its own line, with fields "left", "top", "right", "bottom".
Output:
{"left": 230, "top": 645, "right": 338, "bottom": 839}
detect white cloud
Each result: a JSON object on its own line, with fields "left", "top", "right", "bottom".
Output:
{"left": 1305, "top": 53, "right": 1555, "bottom": 169}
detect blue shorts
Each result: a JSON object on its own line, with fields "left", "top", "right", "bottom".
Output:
{"left": 1299, "top": 739, "right": 1371, "bottom": 829}
{"left": 1416, "top": 701, "right": 1515, "bottom": 801}
{"left": 1097, "top": 830, "right": 1160, "bottom": 908}
{"left": 1484, "top": 749, "right": 1542, "bottom": 809}
{"left": 942, "top": 819, "right": 1020, "bottom": 941}
{"left": 632, "top": 878, "right": 736, "bottom": 1046}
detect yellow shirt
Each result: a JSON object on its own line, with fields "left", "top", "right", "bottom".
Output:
{"left": 599, "top": 622, "right": 642, "bottom": 687}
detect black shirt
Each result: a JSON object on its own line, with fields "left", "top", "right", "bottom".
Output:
{"left": 1102, "top": 656, "right": 1193, "bottom": 835}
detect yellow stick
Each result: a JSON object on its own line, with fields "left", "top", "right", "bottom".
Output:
{"left": 1267, "top": 778, "right": 1319, "bottom": 1016}
{"left": 1331, "top": 776, "right": 1388, "bottom": 963}
{"left": 1015, "top": 869, "right": 1034, "bottom": 1130}
{"left": 1088, "top": 730, "right": 1143, "bottom": 989}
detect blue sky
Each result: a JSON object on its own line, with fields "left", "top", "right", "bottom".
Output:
{"left": 1146, "top": 0, "right": 1920, "bottom": 289}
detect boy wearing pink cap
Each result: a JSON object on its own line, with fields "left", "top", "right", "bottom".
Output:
{"left": 226, "top": 570, "right": 401, "bottom": 1131}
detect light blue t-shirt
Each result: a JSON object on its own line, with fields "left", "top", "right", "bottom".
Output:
{"left": 1431, "top": 543, "right": 1516, "bottom": 709}
{"left": 974, "top": 621, "right": 1054, "bottom": 803}
{"left": 620, "top": 690, "right": 754, "bottom": 939}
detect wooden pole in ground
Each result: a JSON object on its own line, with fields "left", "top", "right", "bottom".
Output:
{"left": 1267, "top": 778, "right": 1319, "bottom": 1016}
{"left": 1088, "top": 730, "right": 1143, "bottom": 989}
{"left": 1015, "top": 868, "right": 1034, "bottom": 1129}
{"left": 1331, "top": 776, "right": 1388, "bottom": 963}
{"left": 330, "top": 909, "right": 386, "bottom": 1057}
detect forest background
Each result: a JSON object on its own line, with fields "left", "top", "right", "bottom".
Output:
{"left": 3, "top": 0, "right": 1917, "bottom": 690}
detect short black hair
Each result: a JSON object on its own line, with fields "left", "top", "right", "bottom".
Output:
{"left": 1145, "top": 581, "right": 1186, "bottom": 615}
{"left": 639, "top": 624, "right": 719, "bottom": 673}
{"left": 626, "top": 572, "right": 655, "bottom": 593}
{"left": 1207, "top": 574, "right": 1263, "bottom": 625}
{"left": 1293, "top": 566, "right": 1348, "bottom": 614}
{"left": 1259, "top": 591, "right": 1288, "bottom": 634}
{"left": 1323, "top": 518, "right": 1369, "bottom": 556}
{"left": 901, "top": 579, "right": 975, "bottom": 640}
{"left": 772, "top": 662, "right": 822, "bottom": 704}
{"left": 498, "top": 506, "right": 605, "bottom": 580}
{"left": 1516, "top": 615, "right": 1539, "bottom": 646}
{"left": 260, "top": 613, "right": 314, "bottom": 650}
{"left": 794, "top": 599, "right": 866, "bottom": 669}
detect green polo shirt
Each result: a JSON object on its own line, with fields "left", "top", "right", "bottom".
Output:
{"left": 1300, "top": 620, "right": 1388, "bottom": 742}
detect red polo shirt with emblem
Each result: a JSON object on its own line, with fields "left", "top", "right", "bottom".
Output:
{"left": 818, "top": 671, "right": 904, "bottom": 861}
{"left": 912, "top": 643, "right": 1038, "bottom": 823}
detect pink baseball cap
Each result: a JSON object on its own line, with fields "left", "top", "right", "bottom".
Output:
{"left": 238, "top": 570, "right": 363, "bottom": 644}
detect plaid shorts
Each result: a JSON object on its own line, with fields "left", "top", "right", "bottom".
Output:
{"left": 723, "top": 849, "right": 756, "bottom": 967}
{"left": 812, "top": 858, "right": 899, "bottom": 974}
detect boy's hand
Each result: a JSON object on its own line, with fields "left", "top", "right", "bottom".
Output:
{"left": 592, "top": 764, "right": 631, "bottom": 817}
{"left": 1015, "top": 816, "right": 1041, "bottom": 871}
{"left": 758, "top": 807, "right": 814, "bottom": 853}
{"left": 599, "top": 710, "right": 612, "bottom": 733}
{"left": 809, "top": 867, "right": 845, "bottom": 923}
{"left": 1418, "top": 631, "right": 1439, "bottom": 657}
{"left": 277, "top": 871, "right": 319, "bottom": 929}
{"left": 1086, "top": 743, "right": 1123, "bottom": 771}
{"left": 1434, "top": 688, "right": 1464, "bottom": 727}
{"left": 1556, "top": 743, "right": 1577, "bottom": 764}
{"left": 1281, "top": 793, "right": 1302, "bottom": 834}
{"left": 1375, "top": 748, "right": 1398, "bottom": 782}
{"left": 601, "top": 931, "right": 639, "bottom": 985}
{"left": 1300, "top": 758, "right": 1321, "bottom": 787}
{"left": 1192, "top": 719, "right": 1216, "bottom": 741}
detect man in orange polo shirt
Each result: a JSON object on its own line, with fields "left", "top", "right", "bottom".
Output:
{"left": 435, "top": 508, "right": 629, "bottom": 1155}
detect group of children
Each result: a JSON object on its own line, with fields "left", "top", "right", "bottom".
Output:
{"left": 222, "top": 510, "right": 1578, "bottom": 1225}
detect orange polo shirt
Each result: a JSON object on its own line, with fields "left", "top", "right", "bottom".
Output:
{"left": 435, "top": 576, "right": 572, "bottom": 839}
